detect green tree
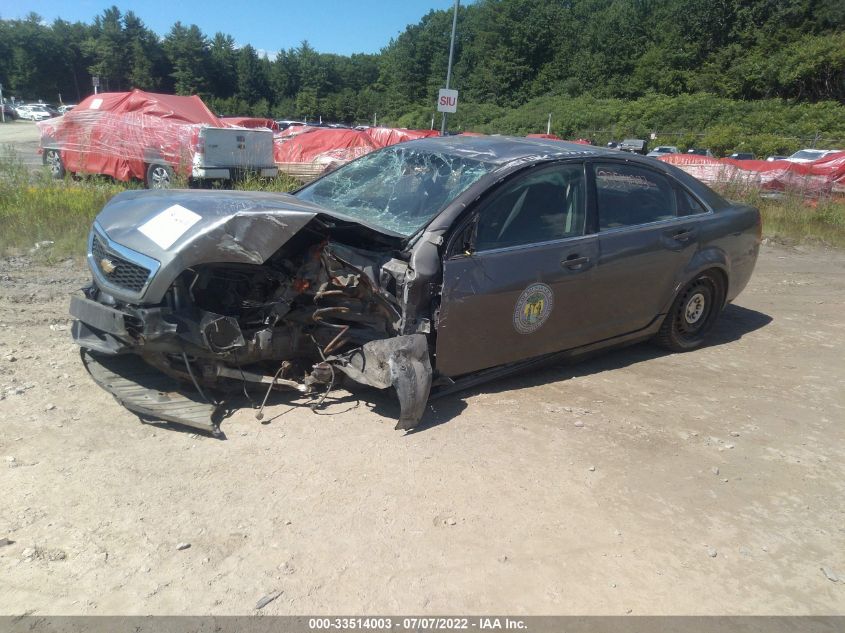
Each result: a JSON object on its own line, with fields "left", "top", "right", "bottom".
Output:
{"left": 163, "top": 22, "right": 210, "bottom": 95}
{"left": 83, "top": 6, "right": 128, "bottom": 92}
{"left": 209, "top": 33, "right": 238, "bottom": 98}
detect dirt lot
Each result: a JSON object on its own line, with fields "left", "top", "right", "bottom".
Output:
{"left": 1, "top": 238, "right": 844, "bottom": 615}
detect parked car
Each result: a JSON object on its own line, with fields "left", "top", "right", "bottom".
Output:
{"left": 16, "top": 104, "right": 53, "bottom": 121}
{"left": 37, "top": 103, "right": 61, "bottom": 116}
{"left": 276, "top": 120, "right": 306, "bottom": 130}
{"left": 766, "top": 155, "right": 788, "bottom": 162}
{"left": 646, "top": 146, "right": 680, "bottom": 157}
{"left": 58, "top": 104, "right": 77, "bottom": 114}
{"left": 1, "top": 104, "right": 18, "bottom": 121}
{"left": 618, "top": 139, "right": 648, "bottom": 154}
{"left": 687, "top": 148, "right": 714, "bottom": 157}
{"left": 784, "top": 148, "right": 843, "bottom": 163}
{"left": 70, "top": 136, "right": 761, "bottom": 435}
{"left": 728, "top": 152, "right": 755, "bottom": 160}
{"left": 38, "top": 90, "right": 277, "bottom": 188}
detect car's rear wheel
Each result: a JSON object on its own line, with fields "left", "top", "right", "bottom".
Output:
{"left": 145, "top": 163, "right": 173, "bottom": 189}
{"left": 44, "top": 149, "right": 65, "bottom": 179}
{"left": 655, "top": 272, "right": 725, "bottom": 352}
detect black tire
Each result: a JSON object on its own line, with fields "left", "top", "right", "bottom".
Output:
{"left": 655, "top": 272, "right": 725, "bottom": 352}
{"left": 43, "top": 149, "right": 65, "bottom": 179}
{"left": 145, "top": 163, "right": 173, "bottom": 189}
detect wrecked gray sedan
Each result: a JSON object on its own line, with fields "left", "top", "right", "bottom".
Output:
{"left": 70, "top": 137, "right": 761, "bottom": 434}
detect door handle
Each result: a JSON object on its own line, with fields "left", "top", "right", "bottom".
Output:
{"left": 671, "top": 229, "right": 695, "bottom": 242}
{"left": 562, "top": 255, "right": 590, "bottom": 270}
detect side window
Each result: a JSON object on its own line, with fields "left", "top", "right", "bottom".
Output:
{"left": 475, "top": 164, "right": 586, "bottom": 251}
{"left": 594, "top": 163, "right": 678, "bottom": 230}
{"left": 676, "top": 187, "right": 707, "bottom": 216}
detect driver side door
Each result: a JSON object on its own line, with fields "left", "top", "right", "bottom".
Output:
{"left": 434, "top": 162, "right": 598, "bottom": 377}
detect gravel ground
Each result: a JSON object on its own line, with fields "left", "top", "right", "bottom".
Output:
{"left": 0, "top": 120, "right": 43, "bottom": 171}
{"left": 1, "top": 230, "right": 844, "bottom": 615}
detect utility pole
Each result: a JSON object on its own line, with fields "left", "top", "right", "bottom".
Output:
{"left": 440, "top": 0, "right": 460, "bottom": 136}
{"left": 0, "top": 83, "right": 5, "bottom": 124}
{"left": 547, "top": 113, "right": 552, "bottom": 135}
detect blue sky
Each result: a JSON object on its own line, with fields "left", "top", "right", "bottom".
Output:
{"left": 0, "top": 0, "right": 465, "bottom": 56}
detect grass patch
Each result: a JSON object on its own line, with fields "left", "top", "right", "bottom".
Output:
{"left": 234, "top": 172, "right": 303, "bottom": 192}
{"left": 0, "top": 147, "right": 133, "bottom": 260}
{"left": 738, "top": 191, "right": 845, "bottom": 248}
{"left": 0, "top": 148, "right": 301, "bottom": 260}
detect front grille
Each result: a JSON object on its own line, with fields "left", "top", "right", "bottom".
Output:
{"left": 91, "top": 234, "right": 151, "bottom": 293}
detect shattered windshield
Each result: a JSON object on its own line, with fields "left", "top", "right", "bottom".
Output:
{"left": 295, "top": 146, "right": 495, "bottom": 237}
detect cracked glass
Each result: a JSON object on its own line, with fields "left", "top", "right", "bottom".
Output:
{"left": 296, "top": 145, "right": 495, "bottom": 237}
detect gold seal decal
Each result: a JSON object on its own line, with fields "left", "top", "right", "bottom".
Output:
{"left": 513, "top": 283, "right": 554, "bottom": 334}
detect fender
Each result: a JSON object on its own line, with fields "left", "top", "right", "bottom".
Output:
{"left": 661, "top": 245, "right": 730, "bottom": 315}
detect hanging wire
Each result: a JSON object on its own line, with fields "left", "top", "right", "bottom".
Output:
{"left": 181, "top": 352, "right": 211, "bottom": 404}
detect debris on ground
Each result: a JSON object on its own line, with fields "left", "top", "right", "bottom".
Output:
{"left": 255, "top": 590, "right": 283, "bottom": 610}
{"left": 821, "top": 567, "right": 840, "bottom": 583}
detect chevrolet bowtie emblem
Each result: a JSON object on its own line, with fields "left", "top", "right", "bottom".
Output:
{"left": 100, "top": 258, "right": 117, "bottom": 274}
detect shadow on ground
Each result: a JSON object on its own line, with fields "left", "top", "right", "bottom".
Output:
{"left": 407, "top": 304, "right": 773, "bottom": 433}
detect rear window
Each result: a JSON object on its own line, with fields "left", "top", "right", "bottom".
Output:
{"left": 594, "top": 163, "right": 677, "bottom": 230}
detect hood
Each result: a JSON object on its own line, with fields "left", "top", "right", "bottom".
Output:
{"left": 92, "top": 189, "right": 324, "bottom": 304}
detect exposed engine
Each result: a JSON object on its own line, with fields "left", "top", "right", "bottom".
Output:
{"left": 72, "top": 218, "right": 433, "bottom": 434}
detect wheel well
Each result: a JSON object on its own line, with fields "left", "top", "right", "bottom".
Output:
{"left": 698, "top": 268, "right": 728, "bottom": 308}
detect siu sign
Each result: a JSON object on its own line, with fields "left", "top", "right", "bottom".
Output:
{"left": 437, "top": 88, "right": 459, "bottom": 113}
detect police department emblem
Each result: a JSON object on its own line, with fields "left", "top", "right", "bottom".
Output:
{"left": 514, "top": 283, "right": 554, "bottom": 334}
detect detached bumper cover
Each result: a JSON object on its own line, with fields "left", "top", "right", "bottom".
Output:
{"left": 81, "top": 350, "right": 222, "bottom": 435}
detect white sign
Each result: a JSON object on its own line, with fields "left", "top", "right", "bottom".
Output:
{"left": 437, "top": 88, "right": 458, "bottom": 114}
{"left": 138, "top": 204, "right": 202, "bottom": 250}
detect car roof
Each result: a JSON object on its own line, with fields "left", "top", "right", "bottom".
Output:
{"left": 400, "top": 135, "right": 621, "bottom": 166}
{"left": 418, "top": 135, "right": 732, "bottom": 235}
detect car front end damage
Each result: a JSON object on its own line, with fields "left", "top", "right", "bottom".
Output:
{"left": 70, "top": 190, "right": 434, "bottom": 435}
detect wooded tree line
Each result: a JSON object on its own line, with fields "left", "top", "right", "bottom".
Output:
{"left": 1, "top": 0, "right": 843, "bottom": 126}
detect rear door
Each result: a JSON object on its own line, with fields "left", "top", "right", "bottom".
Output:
{"left": 435, "top": 162, "right": 599, "bottom": 377}
{"left": 586, "top": 161, "right": 704, "bottom": 341}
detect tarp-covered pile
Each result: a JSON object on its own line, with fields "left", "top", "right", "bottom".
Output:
{"left": 362, "top": 126, "right": 440, "bottom": 147}
{"left": 659, "top": 153, "right": 845, "bottom": 197}
{"left": 221, "top": 117, "right": 280, "bottom": 132}
{"left": 38, "top": 90, "right": 224, "bottom": 182}
{"left": 273, "top": 126, "right": 440, "bottom": 180}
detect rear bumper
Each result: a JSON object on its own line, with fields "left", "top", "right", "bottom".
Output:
{"left": 191, "top": 166, "right": 279, "bottom": 179}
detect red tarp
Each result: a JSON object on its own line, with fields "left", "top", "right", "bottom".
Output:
{"left": 38, "top": 89, "right": 223, "bottom": 182}
{"left": 659, "top": 153, "right": 845, "bottom": 197}
{"left": 221, "top": 117, "right": 279, "bottom": 132}
{"left": 273, "top": 126, "right": 378, "bottom": 167}
{"left": 272, "top": 126, "right": 440, "bottom": 172}
{"left": 363, "top": 126, "right": 440, "bottom": 146}
{"left": 526, "top": 134, "right": 593, "bottom": 145}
